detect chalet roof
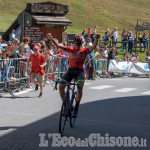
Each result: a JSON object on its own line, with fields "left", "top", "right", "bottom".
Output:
{"left": 32, "top": 16, "right": 72, "bottom": 25}
{"left": 3, "top": 1, "right": 72, "bottom": 41}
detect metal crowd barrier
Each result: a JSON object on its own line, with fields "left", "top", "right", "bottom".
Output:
{"left": 83, "top": 58, "right": 109, "bottom": 79}
{"left": 0, "top": 56, "right": 69, "bottom": 97}
{"left": 44, "top": 56, "right": 69, "bottom": 86}
{"left": 96, "top": 59, "right": 109, "bottom": 78}
{"left": 0, "top": 57, "right": 31, "bottom": 98}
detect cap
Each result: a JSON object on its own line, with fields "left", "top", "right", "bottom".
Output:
{"left": 107, "top": 29, "right": 109, "bottom": 31}
{"left": 144, "top": 32, "right": 147, "bottom": 35}
{"left": 33, "top": 45, "right": 40, "bottom": 50}
{"left": 114, "top": 27, "right": 117, "bottom": 30}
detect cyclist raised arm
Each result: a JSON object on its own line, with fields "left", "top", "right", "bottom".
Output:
{"left": 46, "top": 33, "right": 65, "bottom": 50}
{"left": 89, "top": 34, "right": 101, "bottom": 52}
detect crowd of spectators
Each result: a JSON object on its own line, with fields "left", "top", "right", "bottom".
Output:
{"left": 80, "top": 26, "right": 150, "bottom": 79}
{"left": 0, "top": 26, "right": 150, "bottom": 84}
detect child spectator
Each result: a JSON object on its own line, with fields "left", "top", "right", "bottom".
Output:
{"left": 123, "top": 52, "right": 129, "bottom": 61}
{"left": 115, "top": 51, "right": 121, "bottom": 61}
{"left": 129, "top": 53, "right": 137, "bottom": 63}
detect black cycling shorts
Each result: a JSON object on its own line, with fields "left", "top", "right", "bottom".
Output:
{"left": 60, "top": 68, "right": 84, "bottom": 84}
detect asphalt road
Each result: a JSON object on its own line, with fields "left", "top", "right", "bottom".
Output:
{"left": 0, "top": 78, "right": 150, "bottom": 150}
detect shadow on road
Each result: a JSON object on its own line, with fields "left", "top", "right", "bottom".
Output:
{"left": 0, "top": 95, "right": 150, "bottom": 150}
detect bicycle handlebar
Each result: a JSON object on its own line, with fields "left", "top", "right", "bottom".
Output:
{"left": 53, "top": 79, "right": 80, "bottom": 93}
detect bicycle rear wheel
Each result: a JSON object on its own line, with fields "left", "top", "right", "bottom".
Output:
{"left": 59, "top": 98, "right": 68, "bottom": 136}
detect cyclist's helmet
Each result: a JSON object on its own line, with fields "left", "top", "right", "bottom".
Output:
{"left": 74, "top": 34, "right": 84, "bottom": 46}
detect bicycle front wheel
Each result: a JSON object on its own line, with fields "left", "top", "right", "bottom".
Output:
{"left": 59, "top": 98, "right": 68, "bottom": 136}
{"left": 70, "top": 94, "right": 77, "bottom": 128}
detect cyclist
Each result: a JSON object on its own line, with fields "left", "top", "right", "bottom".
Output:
{"left": 46, "top": 33, "right": 100, "bottom": 116}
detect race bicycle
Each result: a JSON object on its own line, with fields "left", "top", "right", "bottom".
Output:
{"left": 54, "top": 79, "right": 80, "bottom": 136}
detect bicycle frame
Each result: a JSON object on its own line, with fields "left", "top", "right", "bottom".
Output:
{"left": 65, "top": 81, "right": 76, "bottom": 117}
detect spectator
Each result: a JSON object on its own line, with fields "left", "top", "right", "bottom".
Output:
{"left": 87, "top": 27, "right": 91, "bottom": 36}
{"left": 146, "top": 51, "right": 150, "bottom": 69}
{"left": 29, "top": 40, "right": 34, "bottom": 50}
{"left": 88, "top": 51, "right": 95, "bottom": 80}
{"left": 0, "top": 36, "right": 3, "bottom": 56}
{"left": 129, "top": 53, "right": 137, "bottom": 63}
{"left": 93, "top": 46, "right": 101, "bottom": 76}
{"left": 87, "top": 27, "right": 91, "bottom": 42}
{"left": 128, "top": 31, "right": 134, "bottom": 54}
{"left": 137, "top": 32, "right": 142, "bottom": 43}
{"left": 20, "top": 37, "right": 32, "bottom": 78}
{"left": 4, "top": 41, "right": 19, "bottom": 59}
{"left": 121, "top": 29, "right": 128, "bottom": 51}
{"left": 36, "top": 43, "right": 41, "bottom": 49}
{"left": 3, "top": 42, "right": 19, "bottom": 79}
{"left": 59, "top": 42, "right": 68, "bottom": 78}
{"left": 82, "top": 29, "right": 87, "bottom": 43}
{"left": 87, "top": 38, "right": 93, "bottom": 47}
{"left": 123, "top": 52, "right": 129, "bottom": 61}
{"left": 135, "top": 52, "right": 141, "bottom": 62}
{"left": 84, "top": 56, "right": 89, "bottom": 79}
{"left": 44, "top": 42, "right": 57, "bottom": 82}
{"left": 40, "top": 41, "right": 46, "bottom": 54}
{"left": 107, "top": 47, "right": 116, "bottom": 77}
{"left": 142, "top": 32, "right": 148, "bottom": 54}
{"left": 90, "top": 31, "right": 96, "bottom": 44}
{"left": 48, "top": 42, "right": 58, "bottom": 80}
{"left": 111, "top": 27, "right": 119, "bottom": 46}
{"left": 93, "top": 25, "right": 98, "bottom": 33}
{"left": 20, "top": 37, "right": 32, "bottom": 57}
{"left": 27, "top": 45, "right": 47, "bottom": 97}
{"left": 115, "top": 51, "right": 121, "bottom": 61}
{"left": 103, "top": 34, "right": 109, "bottom": 45}
{"left": 105, "top": 29, "right": 110, "bottom": 40}
{"left": 102, "top": 45, "right": 108, "bottom": 74}
{"left": 9, "top": 29, "right": 16, "bottom": 42}
{"left": 133, "top": 32, "right": 137, "bottom": 41}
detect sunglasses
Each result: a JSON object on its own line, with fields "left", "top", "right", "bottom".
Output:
{"left": 33, "top": 49, "right": 38, "bottom": 51}
{"left": 8, "top": 45, "right": 12, "bottom": 46}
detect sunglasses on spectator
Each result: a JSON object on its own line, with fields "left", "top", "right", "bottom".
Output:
{"left": 33, "top": 49, "right": 38, "bottom": 51}
{"left": 8, "top": 45, "right": 12, "bottom": 46}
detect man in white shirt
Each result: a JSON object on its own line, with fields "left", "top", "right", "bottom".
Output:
{"left": 111, "top": 27, "right": 119, "bottom": 46}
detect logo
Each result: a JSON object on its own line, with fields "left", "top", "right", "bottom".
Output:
{"left": 70, "top": 53, "right": 85, "bottom": 59}
{"left": 144, "top": 65, "right": 149, "bottom": 70}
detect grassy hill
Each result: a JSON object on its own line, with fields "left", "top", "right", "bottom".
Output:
{"left": 0, "top": 0, "right": 150, "bottom": 35}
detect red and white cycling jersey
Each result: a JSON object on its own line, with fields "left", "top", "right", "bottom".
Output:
{"left": 64, "top": 46, "right": 90, "bottom": 69}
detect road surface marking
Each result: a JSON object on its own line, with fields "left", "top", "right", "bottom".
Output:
{"left": 89, "top": 85, "right": 115, "bottom": 90}
{"left": 1, "top": 89, "right": 33, "bottom": 97}
{"left": 141, "top": 91, "right": 150, "bottom": 95}
{"left": 115, "top": 88, "right": 136, "bottom": 93}
{"left": 84, "top": 83, "right": 92, "bottom": 85}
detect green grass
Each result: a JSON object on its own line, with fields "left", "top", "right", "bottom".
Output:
{"left": 0, "top": 0, "right": 150, "bottom": 35}
{"left": 0, "top": 0, "right": 149, "bottom": 63}
{"left": 118, "top": 50, "right": 146, "bottom": 63}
